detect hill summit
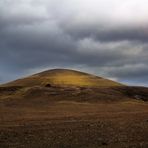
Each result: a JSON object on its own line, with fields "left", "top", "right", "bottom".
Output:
{"left": 2, "top": 69, "right": 122, "bottom": 87}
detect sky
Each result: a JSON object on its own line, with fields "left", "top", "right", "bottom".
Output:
{"left": 0, "top": 0, "right": 148, "bottom": 86}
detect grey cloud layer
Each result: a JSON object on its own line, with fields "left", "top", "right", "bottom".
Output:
{"left": 0, "top": 0, "right": 148, "bottom": 85}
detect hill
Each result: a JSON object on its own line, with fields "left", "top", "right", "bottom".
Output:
{"left": 0, "top": 69, "right": 148, "bottom": 102}
{"left": 2, "top": 69, "right": 122, "bottom": 87}
{"left": 0, "top": 69, "right": 148, "bottom": 147}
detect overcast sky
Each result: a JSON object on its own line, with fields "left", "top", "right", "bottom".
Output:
{"left": 0, "top": 0, "right": 148, "bottom": 86}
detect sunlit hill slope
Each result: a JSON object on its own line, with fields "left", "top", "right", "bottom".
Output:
{"left": 0, "top": 69, "right": 148, "bottom": 102}
{"left": 2, "top": 69, "right": 122, "bottom": 87}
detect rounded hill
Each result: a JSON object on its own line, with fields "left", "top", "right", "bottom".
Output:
{"left": 2, "top": 69, "right": 122, "bottom": 88}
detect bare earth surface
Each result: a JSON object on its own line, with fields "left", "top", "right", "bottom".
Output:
{"left": 0, "top": 100, "right": 148, "bottom": 148}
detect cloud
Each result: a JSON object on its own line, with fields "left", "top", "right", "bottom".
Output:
{"left": 0, "top": 0, "right": 148, "bottom": 86}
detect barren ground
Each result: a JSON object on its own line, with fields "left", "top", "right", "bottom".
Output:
{"left": 0, "top": 100, "right": 148, "bottom": 148}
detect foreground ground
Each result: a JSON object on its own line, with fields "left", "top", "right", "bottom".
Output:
{"left": 0, "top": 100, "right": 148, "bottom": 148}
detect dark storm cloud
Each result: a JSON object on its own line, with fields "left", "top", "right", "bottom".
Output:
{"left": 0, "top": 0, "right": 148, "bottom": 86}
